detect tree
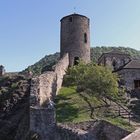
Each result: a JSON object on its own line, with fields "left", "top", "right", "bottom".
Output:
{"left": 64, "top": 62, "right": 123, "bottom": 118}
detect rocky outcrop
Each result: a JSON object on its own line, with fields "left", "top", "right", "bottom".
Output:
{"left": 56, "top": 121, "right": 130, "bottom": 140}
{"left": 0, "top": 75, "right": 30, "bottom": 140}
{"left": 56, "top": 125, "right": 95, "bottom": 140}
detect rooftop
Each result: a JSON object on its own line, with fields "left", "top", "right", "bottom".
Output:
{"left": 104, "top": 49, "right": 130, "bottom": 55}
{"left": 123, "top": 59, "right": 140, "bottom": 69}
{"left": 60, "top": 13, "right": 89, "bottom": 21}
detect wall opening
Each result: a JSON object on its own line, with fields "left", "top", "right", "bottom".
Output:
{"left": 74, "top": 57, "right": 80, "bottom": 65}
{"left": 69, "top": 17, "right": 73, "bottom": 22}
{"left": 112, "top": 59, "right": 117, "bottom": 70}
{"left": 134, "top": 80, "right": 140, "bottom": 89}
{"left": 84, "top": 33, "right": 87, "bottom": 43}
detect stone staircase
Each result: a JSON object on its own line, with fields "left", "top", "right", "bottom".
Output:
{"left": 110, "top": 102, "right": 140, "bottom": 128}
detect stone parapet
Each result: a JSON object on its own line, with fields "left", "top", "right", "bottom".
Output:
{"left": 122, "top": 128, "right": 140, "bottom": 140}
{"left": 30, "top": 53, "right": 69, "bottom": 139}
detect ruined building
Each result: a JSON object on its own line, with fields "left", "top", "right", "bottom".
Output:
{"left": 0, "top": 65, "right": 5, "bottom": 76}
{"left": 98, "top": 50, "right": 140, "bottom": 92}
{"left": 60, "top": 14, "right": 91, "bottom": 66}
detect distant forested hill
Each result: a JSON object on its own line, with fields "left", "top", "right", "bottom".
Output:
{"left": 91, "top": 46, "right": 140, "bottom": 62}
{"left": 22, "top": 47, "right": 140, "bottom": 75}
{"left": 22, "top": 52, "right": 60, "bottom": 76}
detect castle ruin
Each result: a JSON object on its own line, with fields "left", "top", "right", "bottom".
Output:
{"left": 0, "top": 65, "right": 5, "bottom": 76}
{"left": 29, "top": 14, "right": 140, "bottom": 140}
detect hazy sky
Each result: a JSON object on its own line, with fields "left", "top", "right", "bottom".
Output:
{"left": 0, "top": 0, "right": 140, "bottom": 72}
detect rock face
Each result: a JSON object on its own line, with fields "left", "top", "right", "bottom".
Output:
{"left": 0, "top": 75, "right": 30, "bottom": 140}
{"left": 60, "top": 14, "right": 91, "bottom": 66}
{"left": 55, "top": 120, "right": 130, "bottom": 140}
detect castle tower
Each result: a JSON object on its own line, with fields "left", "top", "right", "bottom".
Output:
{"left": 60, "top": 14, "right": 91, "bottom": 66}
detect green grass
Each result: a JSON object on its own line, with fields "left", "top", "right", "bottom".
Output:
{"left": 106, "top": 117, "right": 135, "bottom": 132}
{"left": 55, "top": 86, "right": 91, "bottom": 123}
{"left": 55, "top": 86, "right": 135, "bottom": 131}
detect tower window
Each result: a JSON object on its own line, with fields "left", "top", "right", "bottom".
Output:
{"left": 84, "top": 33, "right": 87, "bottom": 43}
{"left": 69, "top": 17, "right": 73, "bottom": 22}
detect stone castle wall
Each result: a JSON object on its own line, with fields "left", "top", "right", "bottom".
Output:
{"left": 118, "top": 69, "right": 140, "bottom": 90}
{"left": 98, "top": 53, "right": 131, "bottom": 71}
{"left": 54, "top": 120, "right": 130, "bottom": 140}
{"left": 30, "top": 53, "right": 69, "bottom": 140}
{"left": 53, "top": 53, "right": 69, "bottom": 94}
{"left": 121, "top": 128, "right": 140, "bottom": 140}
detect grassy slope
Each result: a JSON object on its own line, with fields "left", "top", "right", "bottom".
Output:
{"left": 55, "top": 86, "right": 135, "bottom": 131}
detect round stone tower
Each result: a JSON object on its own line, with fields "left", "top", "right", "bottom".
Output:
{"left": 60, "top": 14, "right": 91, "bottom": 66}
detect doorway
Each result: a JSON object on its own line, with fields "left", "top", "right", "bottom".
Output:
{"left": 74, "top": 57, "right": 80, "bottom": 65}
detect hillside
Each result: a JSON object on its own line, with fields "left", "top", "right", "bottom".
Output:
{"left": 22, "top": 52, "right": 60, "bottom": 76}
{"left": 55, "top": 86, "right": 134, "bottom": 131}
{"left": 91, "top": 46, "right": 140, "bottom": 62}
{"left": 0, "top": 75, "right": 30, "bottom": 140}
{"left": 22, "top": 47, "right": 140, "bottom": 75}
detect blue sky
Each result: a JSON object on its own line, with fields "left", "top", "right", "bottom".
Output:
{"left": 0, "top": 0, "right": 140, "bottom": 72}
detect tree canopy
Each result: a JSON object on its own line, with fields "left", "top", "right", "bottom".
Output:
{"left": 64, "top": 62, "right": 123, "bottom": 118}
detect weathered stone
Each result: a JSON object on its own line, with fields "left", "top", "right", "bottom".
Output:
{"left": 60, "top": 14, "right": 91, "bottom": 66}
{"left": 0, "top": 65, "right": 5, "bottom": 76}
{"left": 30, "top": 54, "right": 69, "bottom": 139}
{"left": 54, "top": 53, "right": 69, "bottom": 94}
{"left": 122, "top": 128, "right": 140, "bottom": 140}
{"left": 118, "top": 69, "right": 140, "bottom": 91}
{"left": 98, "top": 50, "right": 131, "bottom": 71}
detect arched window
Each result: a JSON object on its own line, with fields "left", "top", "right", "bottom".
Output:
{"left": 84, "top": 33, "right": 87, "bottom": 43}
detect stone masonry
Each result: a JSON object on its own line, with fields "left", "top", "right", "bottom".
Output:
{"left": 53, "top": 53, "right": 69, "bottom": 94}
{"left": 0, "top": 65, "right": 5, "bottom": 76}
{"left": 118, "top": 69, "right": 140, "bottom": 91}
{"left": 60, "top": 14, "right": 91, "bottom": 66}
{"left": 121, "top": 128, "right": 140, "bottom": 140}
{"left": 30, "top": 53, "right": 69, "bottom": 140}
